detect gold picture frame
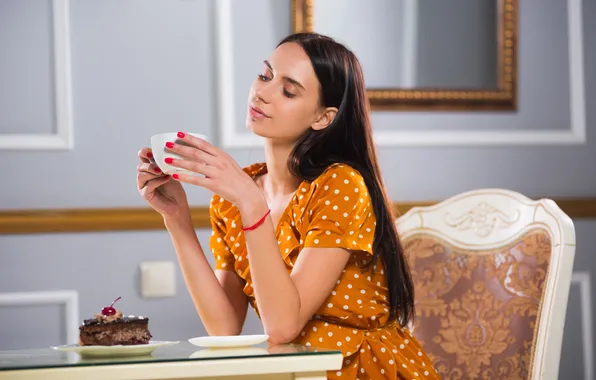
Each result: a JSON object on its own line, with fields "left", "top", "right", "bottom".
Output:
{"left": 291, "top": 0, "right": 518, "bottom": 111}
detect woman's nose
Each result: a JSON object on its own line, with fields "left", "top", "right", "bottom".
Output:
{"left": 255, "top": 81, "right": 278, "bottom": 103}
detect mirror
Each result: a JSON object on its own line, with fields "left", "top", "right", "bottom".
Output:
{"left": 292, "top": 0, "right": 517, "bottom": 111}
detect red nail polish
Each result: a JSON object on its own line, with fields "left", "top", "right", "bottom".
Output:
{"left": 165, "top": 157, "right": 173, "bottom": 164}
{"left": 165, "top": 142, "right": 174, "bottom": 149}
{"left": 154, "top": 167, "right": 161, "bottom": 173}
{"left": 177, "top": 132, "right": 185, "bottom": 138}
{"left": 172, "top": 173, "right": 179, "bottom": 180}
{"left": 147, "top": 152, "right": 153, "bottom": 158}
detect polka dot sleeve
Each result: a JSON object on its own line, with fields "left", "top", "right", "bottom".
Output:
{"left": 209, "top": 195, "right": 235, "bottom": 271}
{"left": 303, "top": 165, "right": 375, "bottom": 255}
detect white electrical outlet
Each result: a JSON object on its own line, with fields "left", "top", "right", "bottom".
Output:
{"left": 140, "top": 261, "right": 176, "bottom": 298}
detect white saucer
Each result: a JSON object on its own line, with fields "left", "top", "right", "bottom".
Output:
{"left": 51, "top": 341, "right": 179, "bottom": 358}
{"left": 188, "top": 334, "right": 269, "bottom": 349}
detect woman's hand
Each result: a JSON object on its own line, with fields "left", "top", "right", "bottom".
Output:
{"left": 137, "top": 147, "right": 190, "bottom": 219}
{"left": 163, "top": 132, "right": 262, "bottom": 208}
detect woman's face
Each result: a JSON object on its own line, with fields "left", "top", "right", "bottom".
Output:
{"left": 245, "top": 42, "right": 331, "bottom": 145}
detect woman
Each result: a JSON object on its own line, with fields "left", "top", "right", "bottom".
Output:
{"left": 137, "top": 32, "right": 438, "bottom": 379}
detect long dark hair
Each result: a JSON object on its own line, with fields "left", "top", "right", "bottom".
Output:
{"left": 278, "top": 33, "right": 415, "bottom": 327}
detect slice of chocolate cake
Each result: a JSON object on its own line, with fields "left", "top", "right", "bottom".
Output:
{"left": 79, "top": 297, "right": 152, "bottom": 346}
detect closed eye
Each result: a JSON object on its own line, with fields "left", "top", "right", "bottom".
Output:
{"left": 257, "top": 73, "right": 296, "bottom": 98}
{"left": 283, "top": 89, "right": 296, "bottom": 98}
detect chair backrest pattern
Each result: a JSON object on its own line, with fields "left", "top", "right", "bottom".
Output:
{"left": 396, "top": 189, "right": 576, "bottom": 380}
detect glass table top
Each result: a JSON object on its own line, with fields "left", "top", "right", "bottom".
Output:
{"left": 0, "top": 342, "right": 341, "bottom": 371}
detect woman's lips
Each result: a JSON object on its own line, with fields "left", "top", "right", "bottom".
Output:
{"left": 249, "top": 105, "right": 270, "bottom": 119}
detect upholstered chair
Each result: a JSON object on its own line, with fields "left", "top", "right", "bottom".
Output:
{"left": 396, "top": 189, "right": 576, "bottom": 379}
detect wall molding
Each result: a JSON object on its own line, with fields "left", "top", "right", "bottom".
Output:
{"left": 0, "top": 198, "right": 594, "bottom": 234}
{"left": 0, "top": 0, "right": 74, "bottom": 150}
{"left": 216, "top": 0, "right": 585, "bottom": 147}
{"left": 0, "top": 290, "right": 79, "bottom": 344}
{"left": 400, "top": 0, "right": 418, "bottom": 88}
{"left": 572, "top": 272, "right": 594, "bottom": 380}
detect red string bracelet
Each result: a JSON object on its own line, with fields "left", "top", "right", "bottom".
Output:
{"left": 241, "top": 209, "right": 271, "bottom": 232}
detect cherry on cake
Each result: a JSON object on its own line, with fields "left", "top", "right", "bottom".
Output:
{"left": 79, "top": 297, "right": 152, "bottom": 346}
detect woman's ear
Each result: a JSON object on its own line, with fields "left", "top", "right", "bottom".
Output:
{"left": 312, "top": 107, "right": 338, "bottom": 131}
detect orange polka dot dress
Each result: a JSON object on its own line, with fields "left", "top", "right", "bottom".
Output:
{"left": 209, "top": 163, "right": 439, "bottom": 380}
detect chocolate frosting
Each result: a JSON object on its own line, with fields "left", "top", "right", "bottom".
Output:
{"left": 81, "top": 310, "right": 148, "bottom": 326}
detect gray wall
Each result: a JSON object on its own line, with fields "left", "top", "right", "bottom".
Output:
{"left": 416, "top": 0, "right": 497, "bottom": 88}
{"left": 313, "top": 0, "right": 407, "bottom": 88}
{"left": 311, "top": 0, "right": 496, "bottom": 89}
{"left": 0, "top": 0, "right": 55, "bottom": 135}
{"left": 0, "top": 0, "right": 594, "bottom": 378}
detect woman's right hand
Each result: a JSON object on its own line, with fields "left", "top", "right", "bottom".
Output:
{"left": 137, "top": 148, "right": 189, "bottom": 219}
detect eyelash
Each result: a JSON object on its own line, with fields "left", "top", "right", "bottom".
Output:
{"left": 257, "top": 74, "right": 296, "bottom": 98}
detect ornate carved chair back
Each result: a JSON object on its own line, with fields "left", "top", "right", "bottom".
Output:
{"left": 396, "top": 189, "right": 576, "bottom": 379}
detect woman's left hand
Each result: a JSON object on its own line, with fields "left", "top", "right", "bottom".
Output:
{"left": 163, "top": 132, "right": 262, "bottom": 207}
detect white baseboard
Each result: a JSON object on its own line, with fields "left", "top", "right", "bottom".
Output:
{"left": 0, "top": 290, "right": 79, "bottom": 344}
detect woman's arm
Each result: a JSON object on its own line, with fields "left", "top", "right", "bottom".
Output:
{"left": 164, "top": 214, "right": 248, "bottom": 336}
{"left": 238, "top": 192, "right": 351, "bottom": 344}
{"left": 159, "top": 134, "right": 368, "bottom": 343}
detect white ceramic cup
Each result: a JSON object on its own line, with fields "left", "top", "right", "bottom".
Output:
{"left": 150, "top": 132, "right": 208, "bottom": 175}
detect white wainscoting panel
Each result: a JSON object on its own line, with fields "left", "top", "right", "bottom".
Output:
{"left": 0, "top": 290, "right": 79, "bottom": 344}
{"left": 572, "top": 272, "right": 594, "bottom": 380}
{"left": 215, "top": 0, "right": 586, "bottom": 147}
{"left": 0, "top": 0, "right": 74, "bottom": 150}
